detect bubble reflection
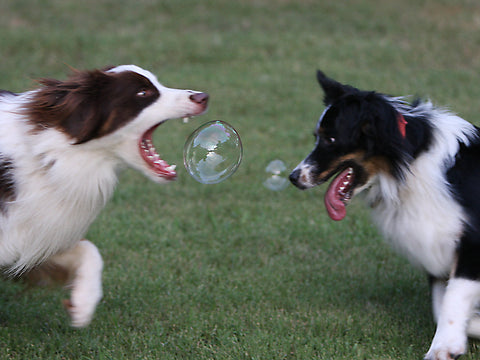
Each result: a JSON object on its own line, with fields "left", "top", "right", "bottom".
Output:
{"left": 264, "top": 159, "right": 289, "bottom": 191}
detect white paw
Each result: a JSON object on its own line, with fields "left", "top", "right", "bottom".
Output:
{"left": 424, "top": 333, "right": 466, "bottom": 360}
{"left": 59, "top": 240, "right": 103, "bottom": 328}
{"left": 63, "top": 286, "right": 103, "bottom": 328}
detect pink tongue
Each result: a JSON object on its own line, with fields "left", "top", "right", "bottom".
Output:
{"left": 324, "top": 168, "right": 351, "bottom": 221}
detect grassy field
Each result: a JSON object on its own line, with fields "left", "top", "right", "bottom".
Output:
{"left": 1, "top": 0, "right": 480, "bottom": 359}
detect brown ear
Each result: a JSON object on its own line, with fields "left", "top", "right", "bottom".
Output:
{"left": 29, "top": 70, "right": 113, "bottom": 144}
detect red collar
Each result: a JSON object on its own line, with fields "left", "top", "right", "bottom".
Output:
{"left": 397, "top": 113, "right": 408, "bottom": 139}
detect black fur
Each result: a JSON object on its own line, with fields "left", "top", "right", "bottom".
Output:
{"left": 0, "top": 157, "right": 16, "bottom": 213}
{"left": 447, "top": 138, "right": 480, "bottom": 279}
{"left": 299, "top": 71, "right": 433, "bottom": 185}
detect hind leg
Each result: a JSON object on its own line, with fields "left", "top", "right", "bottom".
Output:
{"left": 430, "top": 277, "right": 447, "bottom": 324}
{"left": 26, "top": 240, "right": 103, "bottom": 327}
{"left": 467, "top": 313, "right": 480, "bottom": 339}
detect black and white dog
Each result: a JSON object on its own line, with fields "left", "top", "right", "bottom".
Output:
{"left": 290, "top": 71, "right": 480, "bottom": 360}
{"left": 0, "top": 65, "right": 208, "bottom": 327}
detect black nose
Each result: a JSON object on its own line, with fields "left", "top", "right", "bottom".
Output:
{"left": 190, "top": 92, "right": 209, "bottom": 106}
{"left": 289, "top": 169, "right": 301, "bottom": 186}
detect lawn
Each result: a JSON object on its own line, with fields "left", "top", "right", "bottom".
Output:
{"left": 1, "top": 0, "right": 480, "bottom": 359}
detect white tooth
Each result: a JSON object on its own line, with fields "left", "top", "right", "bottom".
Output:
{"left": 343, "top": 181, "right": 350, "bottom": 185}
{"left": 167, "top": 165, "right": 177, "bottom": 171}
{"left": 183, "top": 117, "right": 190, "bottom": 123}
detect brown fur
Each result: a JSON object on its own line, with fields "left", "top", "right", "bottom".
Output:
{"left": 22, "top": 262, "right": 71, "bottom": 287}
{"left": 25, "top": 70, "right": 160, "bottom": 143}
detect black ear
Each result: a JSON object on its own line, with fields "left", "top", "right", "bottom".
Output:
{"left": 317, "top": 70, "right": 358, "bottom": 105}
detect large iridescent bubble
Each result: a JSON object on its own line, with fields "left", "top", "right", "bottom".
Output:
{"left": 184, "top": 120, "right": 243, "bottom": 184}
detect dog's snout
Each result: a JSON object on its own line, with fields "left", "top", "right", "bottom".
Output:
{"left": 189, "top": 92, "right": 209, "bottom": 106}
{"left": 289, "top": 169, "right": 301, "bottom": 186}
{"left": 289, "top": 168, "right": 309, "bottom": 190}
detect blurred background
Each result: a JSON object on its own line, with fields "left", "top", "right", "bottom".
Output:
{"left": 1, "top": 1, "right": 479, "bottom": 359}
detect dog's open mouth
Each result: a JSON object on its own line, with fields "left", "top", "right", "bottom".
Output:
{"left": 139, "top": 123, "right": 177, "bottom": 180}
{"left": 324, "top": 167, "right": 355, "bottom": 221}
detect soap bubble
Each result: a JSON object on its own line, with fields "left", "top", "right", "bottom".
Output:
{"left": 264, "top": 159, "right": 289, "bottom": 191}
{"left": 184, "top": 120, "right": 243, "bottom": 184}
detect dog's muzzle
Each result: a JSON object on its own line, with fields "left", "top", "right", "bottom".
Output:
{"left": 289, "top": 168, "right": 308, "bottom": 190}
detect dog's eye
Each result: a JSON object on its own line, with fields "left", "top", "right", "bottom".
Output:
{"left": 314, "top": 130, "right": 336, "bottom": 146}
{"left": 136, "top": 89, "right": 152, "bottom": 97}
{"left": 320, "top": 136, "right": 335, "bottom": 145}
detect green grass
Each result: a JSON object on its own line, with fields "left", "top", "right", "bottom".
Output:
{"left": 1, "top": 0, "right": 480, "bottom": 358}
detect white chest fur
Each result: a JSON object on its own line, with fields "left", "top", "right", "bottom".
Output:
{"left": 364, "top": 112, "right": 474, "bottom": 277}
{"left": 368, "top": 166, "right": 463, "bottom": 277}
{"left": 0, "top": 124, "right": 119, "bottom": 274}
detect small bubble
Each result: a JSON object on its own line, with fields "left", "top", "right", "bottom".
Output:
{"left": 264, "top": 160, "right": 289, "bottom": 191}
{"left": 184, "top": 120, "right": 243, "bottom": 184}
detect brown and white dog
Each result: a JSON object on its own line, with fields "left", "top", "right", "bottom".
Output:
{"left": 0, "top": 65, "right": 208, "bottom": 327}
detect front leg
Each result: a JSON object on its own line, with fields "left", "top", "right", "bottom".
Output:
{"left": 425, "top": 236, "right": 480, "bottom": 360}
{"left": 27, "top": 240, "right": 104, "bottom": 327}
{"left": 425, "top": 278, "right": 480, "bottom": 360}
